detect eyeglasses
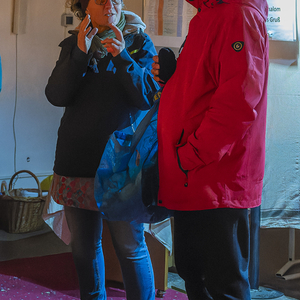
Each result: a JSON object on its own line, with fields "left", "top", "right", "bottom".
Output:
{"left": 94, "top": 0, "right": 122, "bottom": 5}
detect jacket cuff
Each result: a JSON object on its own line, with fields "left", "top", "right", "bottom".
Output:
{"left": 112, "top": 48, "right": 133, "bottom": 66}
{"left": 69, "top": 46, "right": 93, "bottom": 75}
{"left": 72, "top": 46, "right": 92, "bottom": 64}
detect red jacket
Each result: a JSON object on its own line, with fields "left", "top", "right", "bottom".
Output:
{"left": 157, "top": 0, "right": 269, "bottom": 211}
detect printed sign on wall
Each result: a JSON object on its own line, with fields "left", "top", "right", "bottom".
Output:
{"left": 144, "top": 0, "right": 196, "bottom": 48}
{"left": 267, "top": 0, "right": 296, "bottom": 41}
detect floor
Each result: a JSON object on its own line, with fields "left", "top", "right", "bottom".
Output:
{"left": 167, "top": 272, "right": 297, "bottom": 300}
{"left": 0, "top": 226, "right": 299, "bottom": 300}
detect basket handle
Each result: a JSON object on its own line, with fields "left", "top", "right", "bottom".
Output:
{"left": 1, "top": 181, "right": 7, "bottom": 194}
{"left": 8, "top": 170, "right": 42, "bottom": 197}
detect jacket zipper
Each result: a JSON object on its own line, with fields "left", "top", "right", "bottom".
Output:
{"left": 176, "top": 129, "right": 188, "bottom": 177}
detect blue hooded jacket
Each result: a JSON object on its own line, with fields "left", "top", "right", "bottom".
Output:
{"left": 46, "top": 20, "right": 159, "bottom": 178}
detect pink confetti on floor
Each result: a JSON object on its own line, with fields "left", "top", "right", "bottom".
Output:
{"left": 0, "top": 274, "right": 79, "bottom": 299}
{"left": 0, "top": 274, "right": 188, "bottom": 300}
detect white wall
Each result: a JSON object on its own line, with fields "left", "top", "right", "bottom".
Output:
{"left": 0, "top": 0, "right": 69, "bottom": 185}
{"left": 0, "top": 0, "right": 142, "bottom": 187}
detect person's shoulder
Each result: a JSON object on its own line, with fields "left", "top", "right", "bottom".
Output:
{"left": 125, "top": 29, "right": 149, "bottom": 51}
{"left": 219, "top": 2, "right": 244, "bottom": 17}
{"left": 58, "top": 32, "right": 78, "bottom": 48}
{"left": 125, "top": 29, "right": 148, "bottom": 43}
{"left": 221, "top": 2, "right": 262, "bottom": 18}
{"left": 133, "top": 30, "right": 155, "bottom": 48}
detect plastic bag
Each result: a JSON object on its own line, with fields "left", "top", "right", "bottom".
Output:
{"left": 94, "top": 94, "right": 172, "bottom": 223}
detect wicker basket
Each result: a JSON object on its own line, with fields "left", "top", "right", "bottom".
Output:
{"left": 0, "top": 170, "right": 46, "bottom": 234}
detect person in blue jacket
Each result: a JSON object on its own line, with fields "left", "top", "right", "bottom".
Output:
{"left": 45, "top": 0, "right": 159, "bottom": 299}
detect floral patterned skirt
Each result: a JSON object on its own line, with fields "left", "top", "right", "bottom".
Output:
{"left": 50, "top": 173, "right": 98, "bottom": 211}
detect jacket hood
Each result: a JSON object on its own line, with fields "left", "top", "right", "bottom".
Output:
{"left": 186, "top": 0, "right": 268, "bottom": 21}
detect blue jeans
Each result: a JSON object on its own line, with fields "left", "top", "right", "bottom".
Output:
{"left": 64, "top": 206, "right": 155, "bottom": 300}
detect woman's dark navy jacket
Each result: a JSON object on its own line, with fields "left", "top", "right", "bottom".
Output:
{"left": 45, "top": 30, "right": 160, "bottom": 178}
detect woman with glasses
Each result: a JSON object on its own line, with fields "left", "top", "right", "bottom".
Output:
{"left": 45, "top": 0, "right": 159, "bottom": 299}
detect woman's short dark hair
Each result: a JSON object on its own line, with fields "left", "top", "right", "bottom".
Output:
{"left": 66, "top": 0, "right": 89, "bottom": 20}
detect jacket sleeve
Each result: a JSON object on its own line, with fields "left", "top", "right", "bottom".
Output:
{"left": 111, "top": 33, "right": 160, "bottom": 109}
{"left": 177, "top": 7, "right": 269, "bottom": 171}
{"left": 45, "top": 35, "right": 92, "bottom": 107}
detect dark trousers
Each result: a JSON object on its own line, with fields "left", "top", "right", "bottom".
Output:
{"left": 174, "top": 208, "right": 251, "bottom": 300}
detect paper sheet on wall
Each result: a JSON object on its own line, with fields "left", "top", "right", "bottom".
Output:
{"left": 267, "top": 0, "right": 297, "bottom": 41}
{"left": 144, "top": 0, "right": 196, "bottom": 48}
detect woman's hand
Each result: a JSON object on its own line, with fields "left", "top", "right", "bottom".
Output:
{"left": 151, "top": 56, "right": 162, "bottom": 82}
{"left": 152, "top": 48, "right": 177, "bottom": 83}
{"left": 101, "top": 23, "right": 125, "bottom": 57}
{"left": 77, "top": 14, "right": 98, "bottom": 54}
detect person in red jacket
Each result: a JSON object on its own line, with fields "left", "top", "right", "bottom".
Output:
{"left": 152, "top": 0, "right": 269, "bottom": 299}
